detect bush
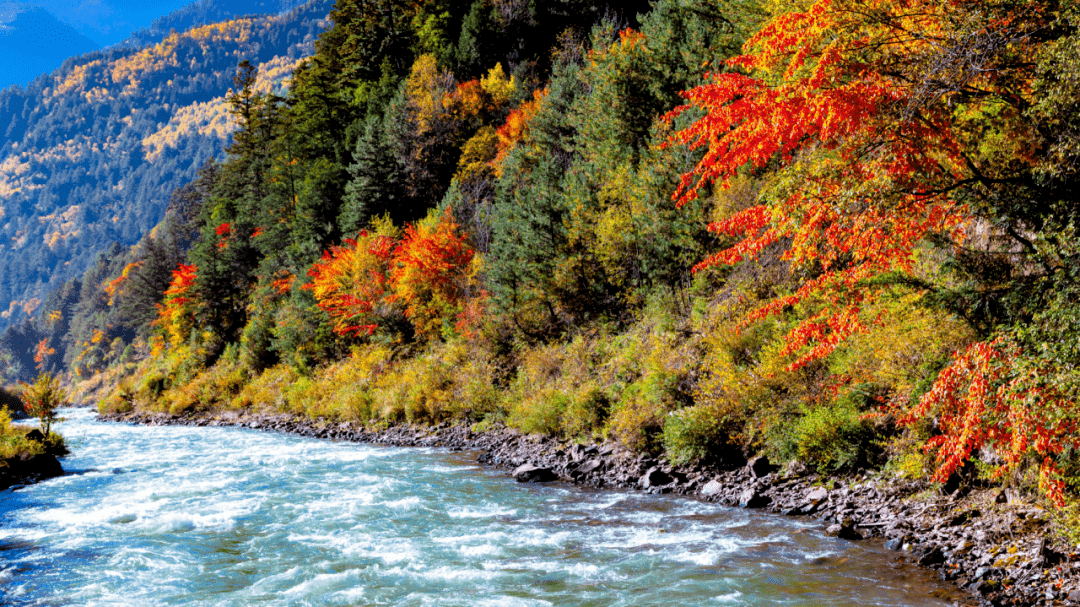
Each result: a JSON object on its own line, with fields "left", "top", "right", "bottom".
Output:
{"left": 21, "top": 372, "right": 68, "bottom": 435}
{"left": 662, "top": 403, "right": 742, "bottom": 465}
{"left": 0, "top": 407, "right": 44, "bottom": 462}
{"left": 506, "top": 337, "right": 612, "bottom": 439}
{"left": 770, "top": 396, "right": 878, "bottom": 474}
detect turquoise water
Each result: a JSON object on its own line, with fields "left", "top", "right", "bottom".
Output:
{"left": 0, "top": 409, "right": 955, "bottom": 606}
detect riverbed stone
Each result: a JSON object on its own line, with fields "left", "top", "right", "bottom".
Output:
{"left": 738, "top": 487, "right": 771, "bottom": 508}
{"left": 805, "top": 486, "right": 829, "bottom": 505}
{"left": 824, "top": 517, "right": 863, "bottom": 540}
{"left": 575, "top": 459, "right": 604, "bottom": 476}
{"left": 513, "top": 464, "right": 557, "bottom": 483}
{"left": 639, "top": 467, "right": 672, "bottom": 489}
{"left": 748, "top": 455, "right": 777, "bottom": 478}
{"left": 701, "top": 478, "right": 724, "bottom": 496}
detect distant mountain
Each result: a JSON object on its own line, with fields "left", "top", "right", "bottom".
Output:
{"left": 0, "top": 1, "right": 311, "bottom": 91}
{"left": 117, "top": 0, "right": 311, "bottom": 49}
{"left": 0, "top": 3, "right": 100, "bottom": 88}
{"left": 0, "top": 0, "right": 331, "bottom": 330}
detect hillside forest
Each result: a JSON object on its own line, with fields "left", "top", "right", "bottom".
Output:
{"left": 0, "top": 0, "right": 333, "bottom": 332}
{"left": 5, "top": 0, "right": 1080, "bottom": 532}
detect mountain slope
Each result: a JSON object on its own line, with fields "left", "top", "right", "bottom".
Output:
{"left": 0, "top": 3, "right": 100, "bottom": 88}
{"left": 0, "top": 0, "right": 331, "bottom": 329}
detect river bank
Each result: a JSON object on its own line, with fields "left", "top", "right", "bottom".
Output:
{"left": 0, "top": 447, "right": 64, "bottom": 491}
{"left": 98, "top": 407, "right": 1080, "bottom": 607}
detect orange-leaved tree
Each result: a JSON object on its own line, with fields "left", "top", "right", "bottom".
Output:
{"left": 303, "top": 220, "right": 399, "bottom": 337}
{"left": 667, "top": 0, "right": 1076, "bottom": 502}
{"left": 157, "top": 263, "right": 198, "bottom": 348}
{"left": 390, "top": 209, "right": 480, "bottom": 341}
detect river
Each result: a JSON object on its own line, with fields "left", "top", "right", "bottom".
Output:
{"left": 0, "top": 409, "right": 957, "bottom": 606}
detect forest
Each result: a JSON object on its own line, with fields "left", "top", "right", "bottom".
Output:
{"left": 0, "top": 0, "right": 332, "bottom": 333}
{"left": 5, "top": 0, "right": 1080, "bottom": 533}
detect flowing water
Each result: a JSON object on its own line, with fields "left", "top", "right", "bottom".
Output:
{"left": 0, "top": 409, "right": 959, "bottom": 606}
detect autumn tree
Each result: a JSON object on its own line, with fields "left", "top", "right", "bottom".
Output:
{"left": 390, "top": 209, "right": 479, "bottom": 341}
{"left": 667, "top": 0, "right": 1080, "bottom": 502}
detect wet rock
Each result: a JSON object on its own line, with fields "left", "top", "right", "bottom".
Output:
{"left": 919, "top": 546, "right": 946, "bottom": 566}
{"left": 24, "top": 428, "right": 45, "bottom": 442}
{"left": 513, "top": 464, "right": 557, "bottom": 483}
{"left": 639, "top": 467, "right": 672, "bottom": 489}
{"left": 825, "top": 518, "right": 863, "bottom": 541}
{"left": 738, "top": 487, "right": 771, "bottom": 509}
{"left": 884, "top": 537, "right": 905, "bottom": 551}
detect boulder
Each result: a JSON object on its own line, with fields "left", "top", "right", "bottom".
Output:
{"left": 513, "top": 464, "right": 557, "bottom": 483}
{"left": 24, "top": 428, "right": 45, "bottom": 442}
{"left": 748, "top": 455, "right": 778, "bottom": 478}
{"left": 738, "top": 487, "right": 771, "bottom": 508}
{"left": 639, "top": 467, "right": 673, "bottom": 489}
{"left": 576, "top": 459, "right": 605, "bottom": 475}
{"left": 825, "top": 518, "right": 863, "bottom": 541}
{"left": 805, "top": 486, "right": 829, "bottom": 505}
{"left": 701, "top": 478, "right": 725, "bottom": 496}
{"left": 918, "top": 546, "right": 945, "bottom": 566}
{"left": 0, "top": 451, "right": 63, "bottom": 490}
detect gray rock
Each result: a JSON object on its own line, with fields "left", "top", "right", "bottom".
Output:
{"left": 825, "top": 518, "right": 863, "bottom": 540}
{"left": 805, "top": 486, "right": 830, "bottom": 505}
{"left": 801, "top": 486, "right": 830, "bottom": 513}
{"left": 748, "top": 455, "right": 777, "bottom": 478}
{"left": 639, "top": 467, "right": 673, "bottom": 489}
{"left": 576, "top": 459, "right": 605, "bottom": 476}
{"left": 738, "top": 487, "right": 771, "bottom": 508}
{"left": 513, "top": 464, "right": 557, "bottom": 483}
{"left": 701, "top": 478, "right": 725, "bottom": 496}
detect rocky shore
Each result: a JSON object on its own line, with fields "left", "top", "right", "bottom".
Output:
{"left": 100, "top": 408, "right": 1080, "bottom": 607}
{"left": 0, "top": 429, "right": 65, "bottom": 491}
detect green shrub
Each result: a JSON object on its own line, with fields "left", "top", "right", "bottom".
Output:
{"left": 0, "top": 407, "right": 44, "bottom": 462}
{"left": 770, "top": 397, "right": 878, "bottom": 474}
{"left": 662, "top": 403, "right": 741, "bottom": 465}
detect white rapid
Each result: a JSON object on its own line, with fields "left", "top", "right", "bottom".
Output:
{"left": 0, "top": 409, "right": 956, "bottom": 606}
